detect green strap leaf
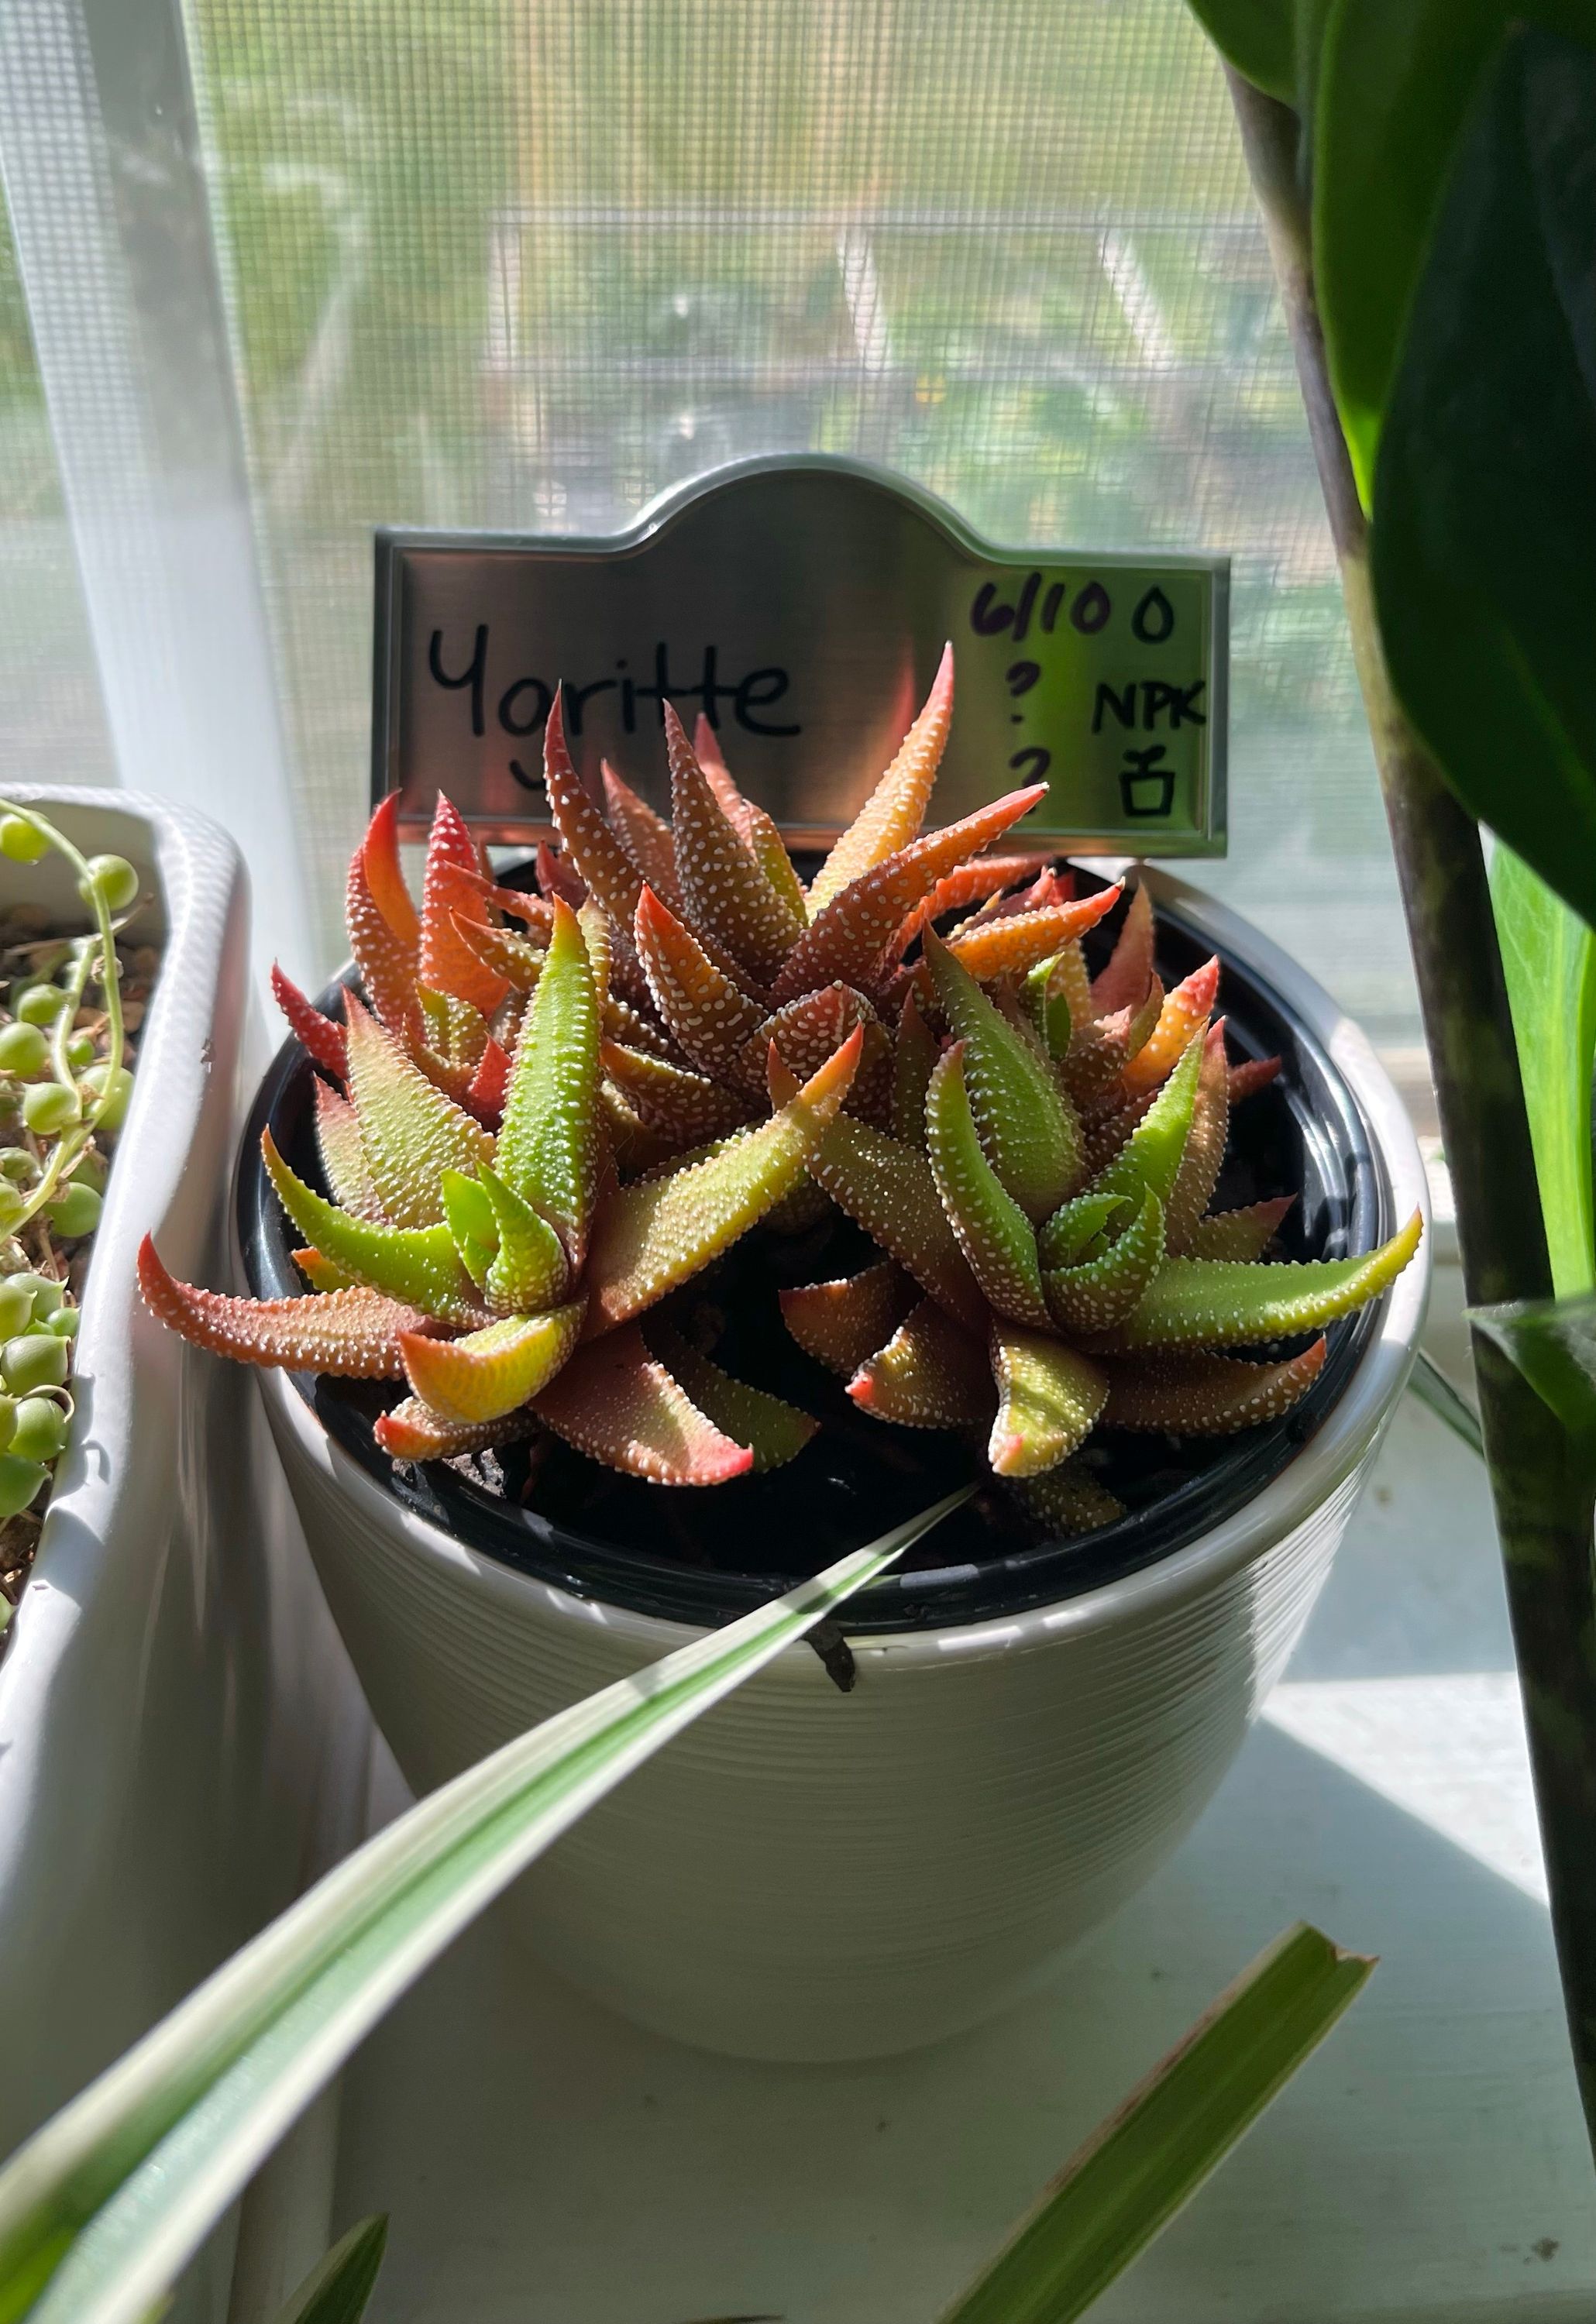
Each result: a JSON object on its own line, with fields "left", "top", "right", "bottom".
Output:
{"left": 1490, "top": 843, "right": 1596, "bottom": 1300}
{"left": 925, "top": 1044, "right": 1051, "bottom": 1329}
{"left": 927, "top": 930, "right": 1082, "bottom": 1222}
{"left": 1371, "top": 24, "right": 1596, "bottom": 933}
{"left": 0, "top": 1496, "right": 972, "bottom": 2324}
{"left": 937, "top": 1924, "right": 1373, "bottom": 2324}
{"left": 495, "top": 897, "right": 602, "bottom": 1268}
{"left": 270, "top": 2215, "right": 387, "bottom": 2324}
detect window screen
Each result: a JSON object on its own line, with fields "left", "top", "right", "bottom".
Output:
{"left": 181, "top": 0, "right": 1419, "bottom": 1056}
{"left": 0, "top": 201, "right": 114, "bottom": 789}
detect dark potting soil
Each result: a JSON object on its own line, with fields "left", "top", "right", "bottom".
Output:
{"left": 240, "top": 871, "right": 1391, "bottom": 1635}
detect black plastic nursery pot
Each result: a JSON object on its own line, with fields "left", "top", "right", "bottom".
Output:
{"left": 236, "top": 871, "right": 1396, "bottom": 1639}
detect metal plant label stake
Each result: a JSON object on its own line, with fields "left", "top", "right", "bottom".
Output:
{"left": 373, "top": 456, "right": 1228, "bottom": 855}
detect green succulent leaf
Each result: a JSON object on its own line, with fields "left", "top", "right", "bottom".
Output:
{"left": 988, "top": 1322, "right": 1107, "bottom": 1480}
{"left": 585, "top": 1033, "right": 861, "bottom": 1329}
{"left": 1106, "top": 1211, "right": 1424, "bottom": 1351}
{"left": 925, "top": 1043, "right": 1051, "bottom": 1329}
{"left": 1037, "top": 1191, "right": 1130, "bottom": 1271}
{"left": 263, "top": 1135, "right": 482, "bottom": 1325}
{"left": 1084, "top": 1028, "right": 1205, "bottom": 1221}
{"left": 343, "top": 992, "right": 492, "bottom": 1229}
{"left": 890, "top": 989, "right": 937, "bottom": 1149}
{"left": 926, "top": 929, "right": 1082, "bottom": 1222}
{"left": 479, "top": 1164, "right": 571, "bottom": 1314}
{"left": 807, "top": 1115, "right": 987, "bottom": 1335}
{"left": 495, "top": 896, "right": 602, "bottom": 1268}
{"left": 439, "top": 1167, "right": 496, "bottom": 1285}
{"left": 1044, "top": 1189, "right": 1166, "bottom": 1337}
{"left": 645, "top": 1320, "right": 817, "bottom": 1472}
{"left": 401, "top": 1302, "right": 585, "bottom": 1425}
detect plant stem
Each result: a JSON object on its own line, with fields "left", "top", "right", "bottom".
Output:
{"left": 1226, "top": 67, "right": 1596, "bottom": 2152}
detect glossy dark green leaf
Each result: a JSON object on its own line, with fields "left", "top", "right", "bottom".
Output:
{"left": 1490, "top": 844, "right": 1596, "bottom": 1298}
{"left": 1372, "top": 24, "right": 1596, "bottom": 932}
{"left": 1183, "top": 0, "right": 1294, "bottom": 99}
{"left": 1470, "top": 1291, "right": 1596, "bottom": 1443}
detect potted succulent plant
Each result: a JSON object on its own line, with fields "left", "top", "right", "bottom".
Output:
{"left": 0, "top": 789, "right": 338, "bottom": 2172}
{"left": 144, "top": 655, "right": 1426, "bottom": 2060}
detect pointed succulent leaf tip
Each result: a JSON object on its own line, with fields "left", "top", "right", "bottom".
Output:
{"left": 1024, "top": 940, "right": 1092, "bottom": 1061}
{"left": 535, "top": 837, "right": 587, "bottom": 907}
{"left": 665, "top": 701, "right": 804, "bottom": 979}
{"left": 586, "top": 1029, "right": 862, "bottom": 1330}
{"left": 925, "top": 927, "right": 1082, "bottom": 1222}
{"left": 892, "top": 988, "right": 937, "bottom": 1148}
{"left": 1188, "top": 1195, "right": 1295, "bottom": 1262}
{"left": 342, "top": 989, "right": 493, "bottom": 1229}
{"left": 1082, "top": 1026, "right": 1206, "bottom": 1221}
{"left": 988, "top": 1322, "right": 1109, "bottom": 1478}
{"left": 739, "top": 983, "right": 874, "bottom": 1098}
{"left": 1012, "top": 1459, "right": 1126, "bottom": 1537}
{"left": 1229, "top": 1054, "right": 1282, "bottom": 1105}
{"left": 808, "top": 643, "right": 955, "bottom": 916}
{"left": 495, "top": 896, "right": 602, "bottom": 1267}
{"left": 939, "top": 885, "right": 1122, "bottom": 988}
{"left": 745, "top": 799, "right": 811, "bottom": 927}
{"left": 633, "top": 883, "right": 769, "bottom": 1078}
{"left": 359, "top": 791, "right": 422, "bottom": 951}
{"left": 346, "top": 849, "right": 422, "bottom": 1043}
{"left": 464, "top": 1035, "right": 511, "bottom": 1126}
{"left": 540, "top": 687, "right": 644, "bottom": 929}
{"left": 1044, "top": 1186, "right": 1165, "bottom": 1336}
{"left": 1166, "top": 1022, "right": 1230, "bottom": 1253}
{"left": 848, "top": 1296, "right": 994, "bottom": 1427}
{"left": 451, "top": 912, "right": 545, "bottom": 993}
{"left": 400, "top": 1301, "right": 586, "bottom": 1425}
{"left": 602, "top": 1039, "right": 755, "bottom": 1144}
{"left": 447, "top": 862, "right": 558, "bottom": 935}
{"left": 315, "top": 1079, "right": 387, "bottom": 1222}
{"left": 374, "top": 1396, "right": 531, "bottom": 1462}
{"left": 805, "top": 1114, "right": 987, "bottom": 1334}
{"left": 418, "top": 798, "right": 506, "bottom": 1015}
{"left": 471, "top": 1163, "right": 569, "bottom": 1312}
{"left": 770, "top": 783, "right": 1048, "bottom": 1007}
{"left": 690, "top": 710, "right": 757, "bottom": 843}
{"left": 1120, "top": 956, "right": 1220, "bottom": 1095}
{"left": 888, "top": 854, "right": 1052, "bottom": 964}
{"left": 1102, "top": 1339, "right": 1329, "bottom": 1433}
{"left": 1106, "top": 1208, "right": 1424, "bottom": 1351}
{"left": 1036, "top": 1188, "right": 1130, "bottom": 1267}
{"left": 1092, "top": 878, "right": 1155, "bottom": 1016}
{"left": 440, "top": 1167, "right": 496, "bottom": 1285}
{"left": 1061, "top": 976, "right": 1166, "bottom": 1102}
{"left": 293, "top": 1246, "right": 355, "bottom": 1292}
{"left": 532, "top": 1322, "right": 755, "bottom": 1483}
{"left": 780, "top": 1259, "right": 917, "bottom": 1377}
{"left": 263, "top": 1132, "right": 483, "bottom": 1324}
{"left": 924, "top": 1042, "right": 1052, "bottom": 1329}
{"left": 136, "top": 1236, "right": 435, "bottom": 1377}
{"left": 272, "top": 964, "right": 349, "bottom": 1079}
{"left": 602, "top": 759, "right": 681, "bottom": 906}
{"left": 645, "top": 1319, "right": 817, "bottom": 1471}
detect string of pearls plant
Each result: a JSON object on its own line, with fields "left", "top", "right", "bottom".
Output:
{"left": 0, "top": 803, "right": 146, "bottom": 1627}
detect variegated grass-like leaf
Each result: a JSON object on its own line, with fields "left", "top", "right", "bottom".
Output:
{"left": 0, "top": 1500, "right": 970, "bottom": 2324}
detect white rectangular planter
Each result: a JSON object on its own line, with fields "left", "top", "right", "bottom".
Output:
{"left": 0, "top": 790, "right": 350, "bottom": 2320}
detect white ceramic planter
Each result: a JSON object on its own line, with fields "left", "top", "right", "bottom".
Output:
{"left": 260, "top": 873, "right": 1429, "bottom": 2063}
{"left": 0, "top": 792, "right": 349, "bottom": 2314}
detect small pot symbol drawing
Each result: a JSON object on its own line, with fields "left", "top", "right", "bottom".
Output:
{"left": 1119, "top": 744, "right": 1177, "bottom": 820}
